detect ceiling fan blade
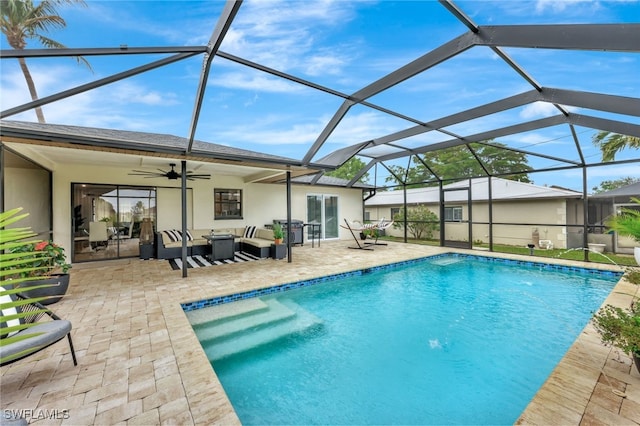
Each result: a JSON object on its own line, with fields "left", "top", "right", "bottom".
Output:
{"left": 129, "top": 172, "right": 162, "bottom": 176}
{"left": 129, "top": 164, "right": 210, "bottom": 180}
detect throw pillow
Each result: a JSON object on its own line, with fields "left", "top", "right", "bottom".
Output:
{"left": 163, "top": 229, "right": 195, "bottom": 242}
{"left": 162, "top": 230, "right": 182, "bottom": 242}
{"left": 0, "top": 286, "right": 23, "bottom": 339}
{"left": 243, "top": 226, "right": 257, "bottom": 238}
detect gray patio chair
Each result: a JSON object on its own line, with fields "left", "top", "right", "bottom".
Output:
{"left": 0, "top": 292, "right": 77, "bottom": 367}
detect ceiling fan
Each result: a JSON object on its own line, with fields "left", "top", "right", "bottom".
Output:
{"left": 128, "top": 163, "right": 211, "bottom": 180}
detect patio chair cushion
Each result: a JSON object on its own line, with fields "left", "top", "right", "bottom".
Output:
{"left": 0, "top": 320, "right": 72, "bottom": 361}
{"left": 0, "top": 286, "right": 23, "bottom": 339}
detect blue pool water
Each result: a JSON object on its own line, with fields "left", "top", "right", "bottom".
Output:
{"left": 186, "top": 255, "right": 622, "bottom": 425}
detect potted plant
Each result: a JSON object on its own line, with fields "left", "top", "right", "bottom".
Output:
{"left": 606, "top": 197, "right": 640, "bottom": 265}
{"left": 1, "top": 208, "right": 57, "bottom": 357}
{"left": 272, "top": 222, "right": 284, "bottom": 245}
{"left": 5, "top": 235, "right": 72, "bottom": 305}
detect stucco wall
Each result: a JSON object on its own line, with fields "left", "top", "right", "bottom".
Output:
{"left": 40, "top": 163, "right": 362, "bottom": 255}
{"left": 365, "top": 198, "right": 572, "bottom": 248}
{"left": 4, "top": 166, "right": 51, "bottom": 239}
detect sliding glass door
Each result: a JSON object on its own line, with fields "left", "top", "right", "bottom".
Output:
{"left": 72, "top": 184, "right": 156, "bottom": 262}
{"left": 306, "top": 194, "right": 339, "bottom": 240}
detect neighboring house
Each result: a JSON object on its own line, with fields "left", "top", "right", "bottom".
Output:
{"left": 365, "top": 177, "right": 583, "bottom": 249}
{"left": 588, "top": 182, "right": 640, "bottom": 254}
{"left": 1, "top": 121, "right": 367, "bottom": 263}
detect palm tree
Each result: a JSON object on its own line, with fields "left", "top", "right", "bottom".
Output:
{"left": 1, "top": 0, "right": 90, "bottom": 123}
{"left": 592, "top": 131, "right": 640, "bottom": 162}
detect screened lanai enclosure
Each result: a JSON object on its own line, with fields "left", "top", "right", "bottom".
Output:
{"left": 1, "top": 0, "right": 639, "bottom": 263}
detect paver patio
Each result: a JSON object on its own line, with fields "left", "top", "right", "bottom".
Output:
{"left": 1, "top": 241, "right": 638, "bottom": 425}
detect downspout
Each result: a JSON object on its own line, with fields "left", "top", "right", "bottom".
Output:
{"left": 181, "top": 160, "right": 188, "bottom": 278}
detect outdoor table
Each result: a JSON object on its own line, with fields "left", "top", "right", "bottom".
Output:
{"left": 202, "top": 234, "right": 235, "bottom": 262}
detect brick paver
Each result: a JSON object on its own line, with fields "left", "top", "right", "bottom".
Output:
{"left": 1, "top": 242, "right": 638, "bottom": 424}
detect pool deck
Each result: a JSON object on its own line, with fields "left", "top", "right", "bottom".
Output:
{"left": 1, "top": 241, "right": 639, "bottom": 425}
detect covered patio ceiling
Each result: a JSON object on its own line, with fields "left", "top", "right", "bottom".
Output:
{"left": 1, "top": 0, "right": 638, "bottom": 189}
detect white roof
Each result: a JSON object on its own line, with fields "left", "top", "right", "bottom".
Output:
{"left": 365, "top": 177, "right": 582, "bottom": 206}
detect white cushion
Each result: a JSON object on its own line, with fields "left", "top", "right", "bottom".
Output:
{"left": 0, "top": 286, "right": 22, "bottom": 338}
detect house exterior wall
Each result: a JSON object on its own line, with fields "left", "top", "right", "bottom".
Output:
{"left": 365, "top": 198, "right": 572, "bottom": 248}
{"left": 45, "top": 164, "right": 362, "bottom": 255}
{"left": 4, "top": 166, "right": 50, "bottom": 239}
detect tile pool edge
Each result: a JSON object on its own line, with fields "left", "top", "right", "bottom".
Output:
{"left": 181, "top": 252, "right": 623, "bottom": 312}
{"left": 516, "top": 269, "right": 640, "bottom": 424}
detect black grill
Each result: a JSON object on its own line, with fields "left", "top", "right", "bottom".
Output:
{"left": 272, "top": 219, "right": 304, "bottom": 245}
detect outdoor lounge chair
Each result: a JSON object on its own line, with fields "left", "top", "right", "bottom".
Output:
{"left": 341, "top": 219, "right": 375, "bottom": 250}
{"left": 0, "top": 291, "right": 77, "bottom": 367}
{"left": 365, "top": 218, "right": 394, "bottom": 246}
{"left": 341, "top": 218, "right": 394, "bottom": 250}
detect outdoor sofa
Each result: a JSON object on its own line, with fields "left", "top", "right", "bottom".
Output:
{"left": 155, "top": 226, "right": 274, "bottom": 259}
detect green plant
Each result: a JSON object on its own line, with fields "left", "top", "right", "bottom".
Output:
{"left": 1, "top": 208, "right": 56, "bottom": 363}
{"left": 592, "top": 301, "right": 640, "bottom": 357}
{"left": 7, "top": 240, "right": 71, "bottom": 279}
{"left": 626, "top": 268, "right": 640, "bottom": 285}
{"left": 272, "top": 223, "right": 284, "bottom": 240}
{"left": 362, "top": 228, "right": 379, "bottom": 239}
{"left": 606, "top": 197, "right": 640, "bottom": 243}
{"left": 392, "top": 205, "right": 439, "bottom": 240}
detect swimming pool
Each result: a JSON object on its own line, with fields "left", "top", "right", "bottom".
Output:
{"left": 184, "top": 254, "right": 622, "bottom": 425}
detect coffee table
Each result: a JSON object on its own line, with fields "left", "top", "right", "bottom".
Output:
{"left": 202, "top": 234, "right": 235, "bottom": 262}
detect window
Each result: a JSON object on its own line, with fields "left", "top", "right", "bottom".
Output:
{"left": 390, "top": 208, "right": 401, "bottom": 219}
{"left": 215, "top": 189, "right": 242, "bottom": 219}
{"left": 444, "top": 206, "right": 462, "bottom": 222}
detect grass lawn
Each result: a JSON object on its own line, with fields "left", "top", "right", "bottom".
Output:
{"left": 381, "top": 236, "right": 638, "bottom": 267}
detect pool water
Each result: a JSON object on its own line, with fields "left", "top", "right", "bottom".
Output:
{"left": 187, "top": 255, "right": 621, "bottom": 425}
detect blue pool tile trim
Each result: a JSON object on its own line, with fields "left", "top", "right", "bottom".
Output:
{"left": 181, "top": 253, "right": 624, "bottom": 312}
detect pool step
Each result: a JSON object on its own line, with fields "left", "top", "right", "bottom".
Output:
{"left": 186, "top": 297, "right": 268, "bottom": 326}
{"left": 203, "top": 300, "right": 323, "bottom": 362}
{"left": 194, "top": 299, "right": 296, "bottom": 343}
{"left": 431, "top": 257, "right": 463, "bottom": 266}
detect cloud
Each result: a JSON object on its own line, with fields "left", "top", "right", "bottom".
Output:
{"left": 210, "top": 71, "right": 303, "bottom": 93}
{"left": 520, "top": 102, "right": 579, "bottom": 119}
{"left": 534, "top": 0, "right": 600, "bottom": 13}
{"left": 0, "top": 65, "right": 184, "bottom": 130}
{"left": 208, "top": 110, "right": 400, "bottom": 151}
{"left": 330, "top": 111, "right": 402, "bottom": 145}
{"left": 107, "top": 81, "right": 180, "bottom": 106}
{"left": 218, "top": 0, "right": 359, "bottom": 76}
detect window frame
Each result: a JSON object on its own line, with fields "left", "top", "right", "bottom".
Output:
{"left": 444, "top": 206, "right": 463, "bottom": 222}
{"left": 214, "top": 188, "right": 243, "bottom": 220}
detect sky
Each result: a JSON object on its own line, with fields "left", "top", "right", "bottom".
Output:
{"left": 1, "top": 0, "right": 639, "bottom": 192}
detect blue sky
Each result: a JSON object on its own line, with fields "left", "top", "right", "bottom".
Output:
{"left": 1, "top": 0, "right": 639, "bottom": 191}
